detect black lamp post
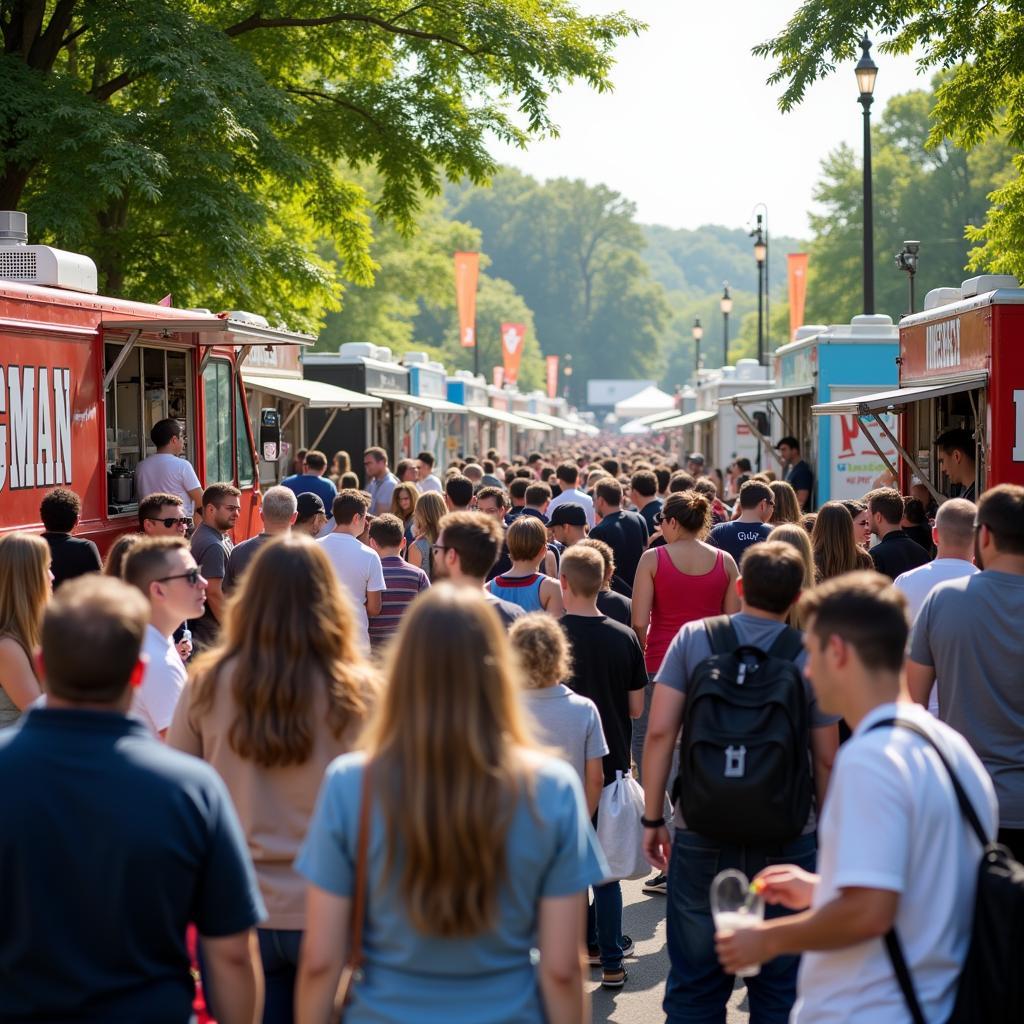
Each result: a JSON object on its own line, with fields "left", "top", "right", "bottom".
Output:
{"left": 720, "top": 282, "right": 732, "bottom": 366}
{"left": 692, "top": 316, "right": 703, "bottom": 377}
{"left": 562, "top": 353, "right": 573, "bottom": 401}
{"left": 751, "top": 216, "right": 767, "bottom": 365}
{"left": 895, "top": 240, "right": 920, "bottom": 316}
{"left": 856, "top": 32, "right": 878, "bottom": 314}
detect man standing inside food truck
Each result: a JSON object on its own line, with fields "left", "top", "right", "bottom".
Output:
{"left": 135, "top": 418, "right": 204, "bottom": 522}
{"left": 775, "top": 436, "right": 814, "bottom": 511}
{"left": 935, "top": 428, "right": 978, "bottom": 502}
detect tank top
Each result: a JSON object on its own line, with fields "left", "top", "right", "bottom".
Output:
{"left": 486, "top": 573, "right": 545, "bottom": 613}
{"left": 644, "top": 545, "right": 729, "bottom": 674}
{"left": 0, "top": 635, "right": 28, "bottom": 729}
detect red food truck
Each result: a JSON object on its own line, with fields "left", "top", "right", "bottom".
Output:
{"left": 0, "top": 214, "right": 311, "bottom": 551}
{"left": 812, "top": 275, "right": 1024, "bottom": 503}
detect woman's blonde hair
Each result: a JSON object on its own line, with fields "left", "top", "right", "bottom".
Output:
{"left": 0, "top": 532, "right": 50, "bottom": 654}
{"left": 509, "top": 611, "right": 572, "bottom": 689}
{"left": 390, "top": 481, "right": 419, "bottom": 523}
{"left": 811, "top": 502, "right": 865, "bottom": 582}
{"left": 769, "top": 480, "right": 802, "bottom": 525}
{"left": 189, "top": 534, "right": 373, "bottom": 767}
{"left": 769, "top": 524, "right": 816, "bottom": 628}
{"left": 363, "top": 585, "right": 538, "bottom": 937}
{"left": 413, "top": 491, "right": 447, "bottom": 544}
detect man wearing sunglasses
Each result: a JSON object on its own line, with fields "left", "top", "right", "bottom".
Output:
{"left": 138, "top": 493, "right": 191, "bottom": 537}
{"left": 123, "top": 538, "right": 207, "bottom": 739}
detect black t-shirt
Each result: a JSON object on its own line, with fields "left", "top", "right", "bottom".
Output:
{"left": 560, "top": 614, "right": 647, "bottom": 784}
{"left": 638, "top": 499, "right": 663, "bottom": 534}
{"left": 869, "top": 530, "right": 932, "bottom": 580}
{"left": 590, "top": 509, "right": 649, "bottom": 588}
{"left": 596, "top": 589, "right": 633, "bottom": 627}
{"left": 223, "top": 532, "right": 272, "bottom": 593}
{"left": 43, "top": 532, "right": 102, "bottom": 588}
{"left": 785, "top": 460, "right": 814, "bottom": 508}
{"left": 0, "top": 709, "right": 264, "bottom": 1022}
{"left": 708, "top": 520, "right": 773, "bottom": 564}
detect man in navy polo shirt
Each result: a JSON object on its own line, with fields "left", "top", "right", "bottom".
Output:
{"left": 0, "top": 575, "right": 265, "bottom": 1023}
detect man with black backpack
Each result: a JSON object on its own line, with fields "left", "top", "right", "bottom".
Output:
{"left": 714, "top": 572, "right": 999, "bottom": 1024}
{"left": 641, "top": 541, "right": 840, "bottom": 1023}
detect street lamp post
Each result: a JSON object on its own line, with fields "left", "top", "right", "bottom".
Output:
{"left": 895, "top": 240, "right": 920, "bottom": 316}
{"left": 720, "top": 282, "right": 732, "bottom": 366}
{"left": 856, "top": 32, "right": 878, "bottom": 315}
{"left": 692, "top": 316, "right": 703, "bottom": 378}
{"left": 751, "top": 216, "right": 767, "bottom": 365}
{"left": 562, "top": 353, "right": 573, "bottom": 401}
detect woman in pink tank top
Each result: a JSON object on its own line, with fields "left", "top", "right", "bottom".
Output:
{"left": 631, "top": 491, "right": 740, "bottom": 676}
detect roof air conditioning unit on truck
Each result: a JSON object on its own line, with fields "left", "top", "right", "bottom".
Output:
{"left": 0, "top": 211, "right": 98, "bottom": 294}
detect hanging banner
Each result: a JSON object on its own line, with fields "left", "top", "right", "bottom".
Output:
{"left": 501, "top": 322, "right": 526, "bottom": 384}
{"left": 546, "top": 355, "right": 560, "bottom": 399}
{"left": 454, "top": 251, "right": 479, "bottom": 348}
{"left": 492, "top": 366, "right": 505, "bottom": 389}
{"left": 787, "top": 253, "right": 810, "bottom": 340}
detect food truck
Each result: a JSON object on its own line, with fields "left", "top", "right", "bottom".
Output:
{"left": 400, "top": 352, "right": 467, "bottom": 466}
{"left": 811, "top": 276, "right": 1024, "bottom": 502}
{"left": 447, "top": 370, "right": 490, "bottom": 457}
{"left": 726, "top": 315, "right": 900, "bottom": 504}
{"left": 0, "top": 211, "right": 312, "bottom": 548}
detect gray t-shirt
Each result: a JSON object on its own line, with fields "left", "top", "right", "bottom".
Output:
{"left": 524, "top": 685, "right": 608, "bottom": 786}
{"left": 223, "top": 533, "right": 272, "bottom": 594}
{"left": 190, "top": 523, "right": 233, "bottom": 646}
{"left": 655, "top": 613, "right": 838, "bottom": 833}
{"left": 910, "top": 570, "right": 1024, "bottom": 827}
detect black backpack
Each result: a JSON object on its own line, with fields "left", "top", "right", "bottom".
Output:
{"left": 676, "top": 615, "right": 811, "bottom": 845}
{"left": 873, "top": 718, "right": 1024, "bottom": 1024}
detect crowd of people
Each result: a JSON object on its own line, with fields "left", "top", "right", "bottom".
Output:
{"left": 0, "top": 420, "right": 1022, "bottom": 1024}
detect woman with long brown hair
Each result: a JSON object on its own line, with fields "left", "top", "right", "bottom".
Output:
{"left": 168, "top": 534, "right": 375, "bottom": 1023}
{"left": 295, "top": 585, "right": 605, "bottom": 1024}
{"left": 769, "top": 480, "right": 802, "bottom": 525}
{"left": 0, "top": 532, "right": 50, "bottom": 728}
{"left": 770, "top": 523, "right": 817, "bottom": 628}
{"left": 389, "top": 481, "right": 419, "bottom": 547}
{"left": 406, "top": 490, "right": 446, "bottom": 579}
{"left": 812, "top": 501, "right": 874, "bottom": 581}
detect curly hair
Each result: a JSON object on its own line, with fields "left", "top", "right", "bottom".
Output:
{"left": 509, "top": 612, "right": 573, "bottom": 689}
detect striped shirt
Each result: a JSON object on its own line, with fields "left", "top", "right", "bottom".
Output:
{"left": 368, "top": 556, "right": 430, "bottom": 649}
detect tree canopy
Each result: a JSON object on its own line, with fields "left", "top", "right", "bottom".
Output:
{"left": 0, "top": 0, "right": 640, "bottom": 329}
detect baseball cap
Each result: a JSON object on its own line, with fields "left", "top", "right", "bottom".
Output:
{"left": 687, "top": 452, "right": 706, "bottom": 465}
{"left": 549, "top": 503, "right": 587, "bottom": 527}
{"left": 295, "top": 492, "right": 325, "bottom": 519}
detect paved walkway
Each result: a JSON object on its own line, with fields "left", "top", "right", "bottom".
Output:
{"left": 587, "top": 876, "right": 748, "bottom": 1023}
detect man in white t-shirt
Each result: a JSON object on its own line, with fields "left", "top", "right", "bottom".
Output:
{"left": 319, "top": 489, "right": 386, "bottom": 652}
{"left": 894, "top": 498, "right": 978, "bottom": 715}
{"left": 546, "top": 462, "right": 596, "bottom": 527}
{"left": 715, "top": 572, "right": 997, "bottom": 1024}
{"left": 123, "top": 537, "right": 208, "bottom": 738}
{"left": 415, "top": 450, "right": 443, "bottom": 494}
{"left": 134, "top": 419, "right": 203, "bottom": 518}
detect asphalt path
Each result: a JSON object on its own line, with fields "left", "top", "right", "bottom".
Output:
{"left": 587, "top": 876, "right": 749, "bottom": 1024}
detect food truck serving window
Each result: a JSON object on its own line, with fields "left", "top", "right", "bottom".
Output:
{"left": 235, "top": 377, "right": 255, "bottom": 487}
{"left": 204, "top": 359, "right": 233, "bottom": 483}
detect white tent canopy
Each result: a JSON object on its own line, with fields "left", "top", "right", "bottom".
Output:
{"left": 614, "top": 385, "right": 676, "bottom": 419}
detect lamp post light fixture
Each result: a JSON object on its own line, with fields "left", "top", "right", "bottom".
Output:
{"left": 562, "top": 353, "right": 573, "bottom": 400}
{"left": 720, "top": 282, "right": 733, "bottom": 365}
{"left": 692, "top": 316, "right": 704, "bottom": 377}
{"left": 751, "top": 215, "right": 767, "bottom": 365}
{"left": 856, "top": 32, "right": 878, "bottom": 315}
{"left": 894, "top": 240, "right": 920, "bottom": 316}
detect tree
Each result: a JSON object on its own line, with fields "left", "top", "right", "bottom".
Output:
{"left": 0, "top": 0, "right": 641, "bottom": 328}
{"left": 755, "top": 1, "right": 1024, "bottom": 278}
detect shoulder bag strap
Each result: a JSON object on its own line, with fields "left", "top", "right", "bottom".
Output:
{"left": 883, "top": 930, "right": 928, "bottom": 1024}
{"left": 703, "top": 614, "right": 739, "bottom": 656}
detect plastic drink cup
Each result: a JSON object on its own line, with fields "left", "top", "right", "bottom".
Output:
{"left": 710, "top": 869, "right": 765, "bottom": 978}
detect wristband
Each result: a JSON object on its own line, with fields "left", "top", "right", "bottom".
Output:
{"left": 640, "top": 815, "right": 665, "bottom": 829}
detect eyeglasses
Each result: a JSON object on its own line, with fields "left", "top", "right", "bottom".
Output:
{"left": 218, "top": 504, "right": 242, "bottom": 513}
{"left": 146, "top": 516, "right": 189, "bottom": 529}
{"left": 156, "top": 568, "right": 203, "bottom": 586}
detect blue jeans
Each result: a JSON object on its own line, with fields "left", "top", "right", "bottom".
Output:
{"left": 586, "top": 881, "right": 624, "bottom": 970}
{"left": 664, "top": 828, "right": 818, "bottom": 1024}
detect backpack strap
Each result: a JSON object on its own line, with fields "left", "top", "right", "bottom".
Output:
{"left": 883, "top": 930, "right": 928, "bottom": 1024}
{"left": 765, "top": 625, "right": 804, "bottom": 663}
{"left": 703, "top": 615, "right": 739, "bottom": 656}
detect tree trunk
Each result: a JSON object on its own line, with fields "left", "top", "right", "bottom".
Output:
{"left": 0, "top": 161, "right": 34, "bottom": 212}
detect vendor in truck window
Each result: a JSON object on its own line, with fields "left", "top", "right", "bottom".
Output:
{"left": 935, "top": 428, "right": 978, "bottom": 502}
{"left": 775, "top": 436, "right": 814, "bottom": 511}
{"left": 134, "top": 419, "right": 204, "bottom": 521}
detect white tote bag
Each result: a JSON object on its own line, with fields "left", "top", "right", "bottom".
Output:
{"left": 595, "top": 770, "right": 648, "bottom": 881}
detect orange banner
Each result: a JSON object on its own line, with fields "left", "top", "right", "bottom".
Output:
{"left": 787, "top": 253, "right": 809, "bottom": 340}
{"left": 501, "top": 322, "right": 526, "bottom": 385}
{"left": 454, "top": 252, "right": 479, "bottom": 348}
{"left": 546, "top": 355, "right": 559, "bottom": 399}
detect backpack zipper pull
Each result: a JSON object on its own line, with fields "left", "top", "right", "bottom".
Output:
{"left": 737, "top": 664, "right": 747, "bottom": 687}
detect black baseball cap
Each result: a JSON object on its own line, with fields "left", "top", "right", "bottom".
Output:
{"left": 549, "top": 503, "right": 587, "bottom": 527}
{"left": 295, "top": 492, "right": 325, "bottom": 519}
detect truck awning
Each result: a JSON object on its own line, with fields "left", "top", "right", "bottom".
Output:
{"left": 811, "top": 373, "right": 987, "bottom": 417}
{"left": 524, "top": 411, "right": 584, "bottom": 432}
{"left": 653, "top": 409, "right": 718, "bottom": 429}
{"left": 469, "top": 406, "right": 553, "bottom": 431}
{"left": 242, "top": 372, "right": 381, "bottom": 410}
{"left": 102, "top": 316, "right": 315, "bottom": 347}
{"left": 368, "top": 390, "right": 467, "bottom": 414}
{"left": 724, "top": 384, "right": 813, "bottom": 406}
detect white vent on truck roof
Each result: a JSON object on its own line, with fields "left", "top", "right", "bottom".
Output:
{"left": 961, "top": 274, "right": 1019, "bottom": 298}
{"left": 401, "top": 352, "right": 428, "bottom": 365}
{"left": 924, "top": 287, "right": 962, "bottom": 310}
{"left": 0, "top": 211, "right": 98, "bottom": 294}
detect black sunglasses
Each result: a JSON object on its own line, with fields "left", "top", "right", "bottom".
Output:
{"left": 156, "top": 568, "right": 202, "bottom": 586}
{"left": 146, "top": 516, "right": 189, "bottom": 529}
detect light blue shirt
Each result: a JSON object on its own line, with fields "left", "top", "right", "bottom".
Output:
{"left": 297, "top": 751, "right": 607, "bottom": 1023}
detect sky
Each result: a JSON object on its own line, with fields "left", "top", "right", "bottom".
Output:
{"left": 491, "top": 0, "right": 930, "bottom": 238}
